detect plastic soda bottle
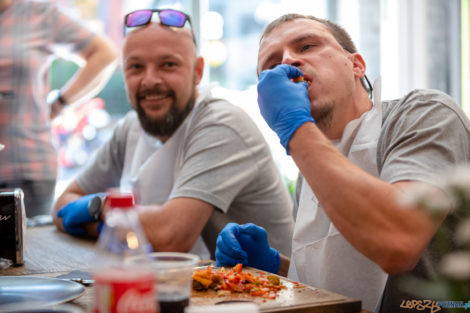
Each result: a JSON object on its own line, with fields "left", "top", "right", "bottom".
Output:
{"left": 93, "top": 192, "right": 158, "bottom": 313}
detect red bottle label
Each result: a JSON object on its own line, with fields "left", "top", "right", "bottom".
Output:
{"left": 94, "top": 268, "right": 158, "bottom": 313}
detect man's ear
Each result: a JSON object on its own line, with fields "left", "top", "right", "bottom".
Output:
{"left": 195, "top": 56, "right": 204, "bottom": 85}
{"left": 351, "top": 53, "right": 366, "bottom": 79}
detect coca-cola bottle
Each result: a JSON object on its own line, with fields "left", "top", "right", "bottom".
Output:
{"left": 93, "top": 192, "right": 158, "bottom": 313}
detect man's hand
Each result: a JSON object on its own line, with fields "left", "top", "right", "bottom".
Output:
{"left": 257, "top": 64, "right": 315, "bottom": 152}
{"left": 49, "top": 100, "right": 63, "bottom": 120}
{"left": 215, "top": 223, "right": 280, "bottom": 274}
{"left": 47, "top": 89, "right": 66, "bottom": 120}
{"left": 56, "top": 194, "right": 100, "bottom": 237}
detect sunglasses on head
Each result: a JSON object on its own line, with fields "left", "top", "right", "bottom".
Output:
{"left": 124, "top": 9, "right": 193, "bottom": 35}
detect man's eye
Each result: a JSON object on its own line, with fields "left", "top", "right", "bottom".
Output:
{"left": 267, "top": 63, "right": 280, "bottom": 70}
{"left": 126, "top": 64, "right": 142, "bottom": 70}
{"left": 163, "top": 62, "right": 177, "bottom": 68}
{"left": 301, "top": 44, "right": 314, "bottom": 51}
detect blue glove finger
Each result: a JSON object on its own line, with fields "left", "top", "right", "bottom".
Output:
{"left": 61, "top": 210, "right": 86, "bottom": 237}
{"left": 62, "top": 224, "right": 86, "bottom": 237}
{"left": 215, "top": 223, "right": 248, "bottom": 266}
{"left": 238, "top": 224, "right": 268, "bottom": 259}
{"left": 56, "top": 194, "right": 96, "bottom": 221}
{"left": 258, "top": 64, "right": 308, "bottom": 122}
{"left": 218, "top": 223, "right": 248, "bottom": 259}
{"left": 239, "top": 223, "right": 267, "bottom": 241}
{"left": 237, "top": 223, "right": 280, "bottom": 273}
{"left": 57, "top": 194, "right": 98, "bottom": 237}
{"left": 258, "top": 63, "right": 304, "bottom": 81}
{"left": 257, "top": 64, "right": 315, "bottom": 153}
{"left": 216, "top": 247, "right": 247, "bottom": 267}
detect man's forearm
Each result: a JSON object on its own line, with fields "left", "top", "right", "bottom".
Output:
{"left": 60, "top": 36, "right": 117, "bottom": 106}
{"left": 137, "top": 198, "right": 214, "bottom": 253}
{"left": 288, "top": 123, "right": 445, "bottom": 274}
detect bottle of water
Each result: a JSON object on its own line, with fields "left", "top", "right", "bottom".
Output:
{"left": 93, "top": 192, "right": 158, "bottom": 313}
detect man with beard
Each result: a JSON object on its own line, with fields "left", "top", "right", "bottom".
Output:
{"left": 51, "top": 8, "right": 294, "bottom": 260}
{"left": 215, "top": 14, "right": 470, "bottom": 312}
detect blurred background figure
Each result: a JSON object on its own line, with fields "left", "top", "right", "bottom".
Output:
{"left": 0, "top": 0, "right": 118, "bottom": 217}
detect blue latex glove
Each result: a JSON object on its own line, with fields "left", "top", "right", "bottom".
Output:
{"left": 56, "top": 194, "right": 100, "bottom": 237}
{"left": 257, "top": 64, "right": 315, "bottom": 152}
{"left": 216, "top": 223, "right": 280, "bottom": 274}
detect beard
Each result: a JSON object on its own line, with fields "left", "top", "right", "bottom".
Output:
{"left": 311, "top": 101, "right": 334, "bottom": 132}
{"left": 135, "top": 86, "right": 196, "bottom": 138}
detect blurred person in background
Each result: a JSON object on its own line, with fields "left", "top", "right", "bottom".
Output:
{"left": 52, "top": 8, "right": 294, "bottom": 259}
{"left": 215, "top": 13, "right": 470, "bottom": 312}
{"left": 0, "top": 0, "right": 118, "bottom": 217}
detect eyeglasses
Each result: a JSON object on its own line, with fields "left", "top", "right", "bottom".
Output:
{"left": 124, "top": 9, "right": 193, "bottom": 35}
{"left": 363, "top": 75, "right": 373, "bottom": 99}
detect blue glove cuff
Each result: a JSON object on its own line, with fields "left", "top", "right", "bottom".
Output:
{"left": 281, "top": 117, "right": 316, "bottom": 154}
{"left": 97, "top": 221, "right": 104, "bottom": 234}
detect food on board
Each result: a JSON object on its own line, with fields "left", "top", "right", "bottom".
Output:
{"left": 192, "top": 263, "right": 286, "bottom": 299}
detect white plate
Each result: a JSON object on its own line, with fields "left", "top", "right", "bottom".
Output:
{"left": 0, "top": 276, "right": 85, "bottom": 310}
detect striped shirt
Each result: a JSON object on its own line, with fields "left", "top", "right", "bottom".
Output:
{"left": 0, "top": 0, "right": 94, "bottom": 181}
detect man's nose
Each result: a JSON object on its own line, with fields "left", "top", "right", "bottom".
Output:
{"left": 141, "top": 67, "right": 163, "bottom": 88}
{"left": 282, "top": 51, "right": 302, "bottom": 68}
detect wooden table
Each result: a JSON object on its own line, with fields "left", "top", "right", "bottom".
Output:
{"left": 1, "top": 225, "right": 96, "bottom": 312}
{"left": 4, "top": 226, "right": 96, "bottom": 276}
{"left": 1, "top": 226, "right": 371, "bottom": 313}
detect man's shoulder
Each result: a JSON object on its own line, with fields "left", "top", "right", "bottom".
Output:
{"left": 196, "top": 94, "right": 247, "bottom": 120}
{"left": 112, "top": 110, "right": 140, "bottom": 139}
{"left": 382, "top": 89, "right": 457, "bottom": 110}
{"left": 185, "top": 92, "right": 270, "bottom": 158}
{"left": 192, "top": 93, "right": 259, "bottom": 133}
{"left": 117, "top": 110, "right": 138, "bottom": 127}
{"left": 382, "top": 89, "right": 466, "bottom": 124}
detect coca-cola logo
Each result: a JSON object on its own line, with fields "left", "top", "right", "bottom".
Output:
{"left": 116, "top": 289, "right": 157, "bottom": 313}
{"left": 0, "top": 215, "right": 11, "bottom": 222}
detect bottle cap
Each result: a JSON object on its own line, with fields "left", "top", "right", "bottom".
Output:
{"left": 108, "top": 193, "right": 134, "bottom": 209}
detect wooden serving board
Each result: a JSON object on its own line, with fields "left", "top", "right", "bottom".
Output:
{"left": 190, "top": 267, "right": 361, "bottom": 313}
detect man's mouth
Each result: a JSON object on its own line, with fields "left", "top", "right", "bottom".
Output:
{"left": 138, "top": 90, "right": 174, "bottom": 107}
{"left": 141, "top": 94, "right": 168, "bottom": 101}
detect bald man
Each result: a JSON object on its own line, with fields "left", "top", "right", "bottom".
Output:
{"left": 52, "top": 8, "right": 294, "bottom": 259}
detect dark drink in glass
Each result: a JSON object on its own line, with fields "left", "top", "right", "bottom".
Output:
{"left": 159, "top": 297, "right": 189, "bottom": 313}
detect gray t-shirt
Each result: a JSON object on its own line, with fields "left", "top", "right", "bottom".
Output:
{"left": 293, "top": 89, "right": 470, "bottom": 312}
{"left": 77, "top": 91, "right": 294, "bottom": 258}
{"left": 377, "top": 89, "right": 470, "bottom": 313}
